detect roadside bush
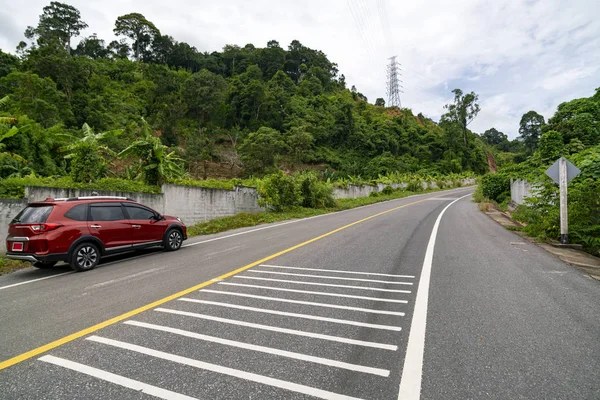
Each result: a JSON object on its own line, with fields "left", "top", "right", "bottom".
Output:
{"left": 381, "top": 185, "right": 394, "bottom": 195}
{"left": 257, "top": 171, "right": 298, "bottom": 211}
{"left": 297, "top": 172, "right": 335, "bottom": 208}
{"left": 406, "top": 179, "right": 423, "bottom": 192}
{"left": 480, "top": 173, "right": 510, "bottom": 203}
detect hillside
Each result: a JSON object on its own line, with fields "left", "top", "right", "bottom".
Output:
{"left": 0, "top": 2, "right": 490, "bottom": 185}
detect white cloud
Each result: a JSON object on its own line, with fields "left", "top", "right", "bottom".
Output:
{"left": 1, "top": 0, "right": 599, "bottom": 139}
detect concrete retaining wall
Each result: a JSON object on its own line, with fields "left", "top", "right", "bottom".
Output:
{"left": 0, "top": 198, "right": 29, "bottom": 253}
{"left": 0, "top": 177, "right": 477, "bottom": 252}
{"left": 332, "top": 178, "right": 476, "bottom": 199}
{"left": 510, "top": 178, "right": 536, "bottom": 205}
{"left": 0, "top": 185, "right": 262, "bottom": 252}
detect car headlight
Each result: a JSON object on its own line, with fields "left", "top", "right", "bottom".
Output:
{"left": 176, "top": 217, "right": 183, "bottom": 223}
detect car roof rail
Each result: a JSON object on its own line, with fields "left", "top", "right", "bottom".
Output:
{"left": 65, "top": 196, "right": 135, "bottom": 201}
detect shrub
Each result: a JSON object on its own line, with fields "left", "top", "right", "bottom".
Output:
{"left": 257, "top": 171, "right": 298, "bottom": 211}
{"left": 381, "top": 185, "right": 394, "bottom": 195}
{"left": 480, "top": 173, "right": 510, "bottom": 202}
{"left": 406, "top": 179, "right": 423, "bottom": 192}
{"left": 297, "top": 172, "right": 335, "bottom": 208}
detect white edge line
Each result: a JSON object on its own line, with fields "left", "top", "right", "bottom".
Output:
{"left": 39, "top": 355, "right": 197, "bottom": 400}
{"left": 178, "top": 298, "right": 402, "bottom": 331}
{"left": 0, "top": 188, "right": 471, "bottom": 290}
{"left": 87, "top": 335, "right": 365, "bottom": 400}
{"left": 259, "top": 264, "right": 415, "bottom": 278}
{"left": 0, "top": 271, "right": 72, "bottom": 291}
{"left": 397, "top": 193, "right": 472, "bottom": 400}
{"left": 124, "top": 320, "right": 389, "bottom": 377}
{"left": 201, "top": 289, "right": 405, "bottom": 316}
{"left": 233, "top": 276, "right": 412, "bottom": 293}
{"left": 218, "top": 282, "right": 409, "bottom": 303}
{"left": 181, "top": 187, "right": 473, "bottom": 249}
{"left": 155, "top": 308, "right": 398, "bottom": 350}
{"left": 246, "top": 270, "right": 414, "bottom": 285}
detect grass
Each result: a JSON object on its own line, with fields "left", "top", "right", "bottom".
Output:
{"left": 187, "top": 186, "right": 464, "bottom": 237}
{"left": 0, "top": 257, "right": 29, "bottom": 276}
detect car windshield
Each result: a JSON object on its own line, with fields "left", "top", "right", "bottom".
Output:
{"left": 11, "top": 206, "right": 53, "bottom": 224}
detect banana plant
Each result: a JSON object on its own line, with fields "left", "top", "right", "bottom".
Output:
{"left": 118, "top": 118, "right": 185, "bottom": 185}
{"left": 58, "top": 123, "right": 123, "bottom": 159}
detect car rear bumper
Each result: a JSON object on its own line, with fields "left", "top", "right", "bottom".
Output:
{"left": 5, "top": 253, "right": 68, "bottom": 263}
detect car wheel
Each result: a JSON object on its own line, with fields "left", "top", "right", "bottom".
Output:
{"left": 70, "top": 243, "right": 100, "bottom": 272}
{"left": 164, "top": 228, "right": 183, "bottom": 251}
{"left": 32, "top": 261, "right": 57, "bottom": 269}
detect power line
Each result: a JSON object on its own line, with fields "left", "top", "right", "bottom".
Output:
{"left": 347, "top": 0, "right": 378, "bottom": 63}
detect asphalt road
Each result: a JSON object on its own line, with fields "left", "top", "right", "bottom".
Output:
{"left": 0, "top": 187, "right": 598, "bottom": 399}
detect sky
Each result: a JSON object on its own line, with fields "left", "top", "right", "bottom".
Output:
{"left": 1, "top": 0, "right": 599, "bottom": 138}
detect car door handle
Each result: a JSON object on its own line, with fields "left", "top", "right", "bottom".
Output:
{"left": 132, "top": 225, "right": 141, "bottom": 229}
{"left": 90, "top": 225, "right": 101, "bottom": 229}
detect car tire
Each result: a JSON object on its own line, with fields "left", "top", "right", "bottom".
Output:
{"left": 32, "top": 261, "right": 57, "bottom": 269}
{"left": 70, "top": 242, "right": 100, "bottom": 272}
{"left": 164, "top": 228, "right": 183, "bottom": 251}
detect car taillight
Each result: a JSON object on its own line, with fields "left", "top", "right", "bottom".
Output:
{"left": 29, "top": 223, "right": 62, "bottom": 233}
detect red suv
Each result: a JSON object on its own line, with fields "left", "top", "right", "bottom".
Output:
{"left": 5, "top": 196, "right": 187, "bottom": 272}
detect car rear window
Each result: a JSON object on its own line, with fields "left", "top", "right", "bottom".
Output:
{"left": 90, "top": 203, "right": 126, "bottom": 221}
{"left": 11, "top": 206, "right": 53, "bottom": 224}
{"left": 65, "top": 204, "right": 88, "bottom": 221}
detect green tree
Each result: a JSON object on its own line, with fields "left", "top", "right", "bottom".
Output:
{"left": 25, "top": 1, "right": 88, "bottom": 51}
{"left": 114, "top": 13, "right": 160, "bottom": 61}
{"left": 442, "top": 89, "right": 480, "bottom": 145}
{"left": 518, "top": 110, "right": 545, "bottom": 154}
{"left": 375, "top": 98, "right": 385, "bottom": 107}
{"left": 482, "top": 127, "right": 507, "bottom": 146}
{"left": 239, "top": 127, "right": 287, "bottom": 172}
{"left": 181, "top": 69, "right": 227, "bottom": 127}
{"left": 0, "top": 50, "right": 19, "bottom": 78}
{"left": 74, "top": 34, "right": 109, "bottom": 59}
{"left": 539, "top": 130, "right": 564, "bottom": 163}
{"left": 286, "top": 126, "right": 313, "bottom": 163}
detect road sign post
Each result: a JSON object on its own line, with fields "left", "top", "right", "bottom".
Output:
{"left": 545, "top": 157, "right": 580, "bottom": 245}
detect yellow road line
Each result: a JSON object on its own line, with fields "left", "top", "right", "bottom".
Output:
{"left": 0, "top": 194, "right": 445, "bottom": 371}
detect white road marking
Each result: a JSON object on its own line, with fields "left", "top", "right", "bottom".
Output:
{"left": 0, "top": 272, "right": 72, "bottom": 291}
{"left": 260, "top": 264, "right": 415, "bottom": 278}
{"left": 423, "top": 198, "right": 459, "bottom": 201}
{"left": 201, "top": 289, "right": 406, "bottom": 316}
{"left": 181, "top": 187, "right": 473, "bottom": 250}
{"left": 178, "top": 298, "right": 402, "bottom": 331}
{"left": 125, "top": 320, "right": 390, "bottom": 376}
{"left": 234, "top": 276, "right": 412, "bottom": 293}
{"left": 219, "top": 282, "right": 409, "bottom": 303}
{"left": 39, "top": 355, "right": 197, "bottom": 400}
{"left": 397, "top": 193, "right": 472, "bottom": 400}
{"left": 85, "top": 267, "right": 165, "bottom": 289}
{"left": 155, "top": 308, "right": 397, "bottom": 350}
{"left": 0, "top": 189, "right": 471, "bottom": 290}
{"left": 182, "top": 217, "right": 324, "bottom": 248}
{"left": 87, "top": 335, "right": 365, "bottom": 400}
{"left": 247, "top": 270, "right": 414, "bottom": 285}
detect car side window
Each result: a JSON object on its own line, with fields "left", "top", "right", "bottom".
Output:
{"left": 124, "top": 205, "right": 155, "bottom": 220}
{"left": 90, "top": 203, "right": 126, "bottom": 221}
{"left": 64, "top": 204, "right": 88, "bottom": 221}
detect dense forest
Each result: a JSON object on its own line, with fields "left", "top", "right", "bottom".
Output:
{"left": 0, "top": 1, "right": 493, "bottom": 187}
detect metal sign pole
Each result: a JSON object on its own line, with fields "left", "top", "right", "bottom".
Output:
{"left": 559, "top": 157, "right": 568, "bottom": 244}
